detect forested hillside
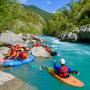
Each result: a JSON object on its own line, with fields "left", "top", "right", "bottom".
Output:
{"left": 0, "top": 0, "right": 47, "bottom": 34}
{"left": 43, "top": 0, "right": 90, "bottom": 37}
{"left": 23, "top": 5, "right": 51, "bottom": 21}
{"left": 0, "top": 0, "right": 90, "bottom": 36}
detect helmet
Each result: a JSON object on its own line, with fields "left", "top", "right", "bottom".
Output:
{"left": 60, "top": 58, "right": 65, "bottom": 64}
{"left": 20, "top": 48, "right": 24, "bottom": 51}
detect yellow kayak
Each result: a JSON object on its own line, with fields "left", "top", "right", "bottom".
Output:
{"left": 47, "top": 67, "right": 84, "bottom": 87}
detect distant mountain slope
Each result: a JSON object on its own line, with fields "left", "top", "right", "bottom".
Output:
{"left": 23, "top": 5, "right": 51, "bottom": 20}
{"left": 0, "top": 1, "right": 46, "bottom": 34}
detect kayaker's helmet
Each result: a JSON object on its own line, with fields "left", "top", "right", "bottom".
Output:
{"left": 60, "top": 58, "right": 65, "bottom": 64}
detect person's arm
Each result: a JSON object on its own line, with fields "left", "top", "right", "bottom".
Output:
{"left": 53, "top": 61, "right": 60, "bottom": 70}
{"left": 68, "top": 67, "right": 79, "bottom": 75}
{"left": 68, "top": 67, "right": 73, "bottom": 73}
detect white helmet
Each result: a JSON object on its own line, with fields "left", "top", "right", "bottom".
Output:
{"left": 60, "top": 58, "right": 65, "bottom": 64}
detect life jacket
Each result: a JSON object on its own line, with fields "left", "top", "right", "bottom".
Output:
{"left": 5, "top": 50, "right": 17, "bottom": 57}
{"left": 13, "top": 46, "right": 20, "bottom": 51}
{"left": 18, "top": 52, "right": 28, "bottom": 60}
{"left": 10, "top": 51, "right": 17, "bottom": 58}
{"left": 59, "top": 66, "right": 69, "bottom": 78}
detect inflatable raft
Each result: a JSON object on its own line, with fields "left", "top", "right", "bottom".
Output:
{"left": 2, "top": 55, "right": 34, "bottom": 67}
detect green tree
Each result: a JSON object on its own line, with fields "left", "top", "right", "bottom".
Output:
{"left": 43, "top": 0, "right": 90, "bottom": 37}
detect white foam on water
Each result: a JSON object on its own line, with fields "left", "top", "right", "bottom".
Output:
{"left": 52, "top": 39, "right": 60, "bottom": 44}
{"left": 51, "top": 45, "right": 56, "bottom": 47}
{"left": 76, "top": 50, "right": 90, "bottom": 55}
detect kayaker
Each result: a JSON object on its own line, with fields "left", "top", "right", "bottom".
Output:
{"left": 4, "top": 49, "right": 17, "bottom": 60}
{"left": 44, "top": 45, "right": 52, "bottom": 54}
{"left": 4, "top": 44, "right": 25, "bottom": 60}
{"left": 13, "top": 44, "right": 23, "bottom": 51}
{"left": 24, "top": 47, "right": 30, "bottom": 55}
{"left": 17, "top": 48, "right": 28, "bottom": 60}
{"left": 53, "top": 58, "right": 79, "bottom": 78}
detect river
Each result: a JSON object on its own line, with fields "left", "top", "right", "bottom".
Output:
{"left": 3, "top": 36, "right": 90, "bottom": 90}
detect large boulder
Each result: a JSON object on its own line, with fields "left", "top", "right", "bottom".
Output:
{"left": 59, "top": 32, "right": 78, "bottom": 42}
{"left": 31, "top": 46, "right": 51, "bottom": 57}
{"left": 58, "top": 25, "right": 90, "bottom": 43}
{"left": 18, "top": 33, "right": 43, "bottom": 45}
{"left": 0, "top": 30, "right": 27, "bottom": 46}
{"left": 78, "top": 25, "right": 90, "bottom": 40}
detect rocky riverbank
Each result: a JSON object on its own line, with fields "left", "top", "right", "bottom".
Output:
{"left": 0, "top": 30, "right": 51, "bottom": 58}
{"left": 0, "top": 71, "right": 31, "bottom": 90}
{"left": 0, "top": 30, "right": 41, "bottom": 46}
{"left": 58, "top": 25, "right": 90, "bottom": 43}
{"left": 0, "top": 31, "right": 52, "bottom": 90}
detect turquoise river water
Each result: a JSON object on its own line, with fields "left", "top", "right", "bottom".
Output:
{"left": 3, "top": 36, "right": 90, "bottom": 90}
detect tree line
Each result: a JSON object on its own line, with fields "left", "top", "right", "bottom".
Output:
{"left": 43, "top": 0, "right": 90, "bottom": 37}
{"left": 0, "top": 0, "right": 90, "bottom": 36}
{"left": 0, "top": 0, "right": 46, "bottom": 34}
